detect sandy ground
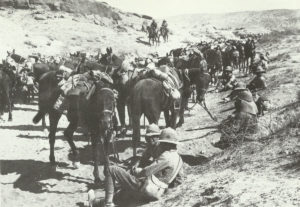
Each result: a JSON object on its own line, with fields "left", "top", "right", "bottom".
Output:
{"left": 1, "top": 5, "right": 300, "bottom": 207}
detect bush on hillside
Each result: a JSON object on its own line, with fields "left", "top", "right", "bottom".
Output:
{"left": 258, "top": 28, "right": 300, "bottom": 44}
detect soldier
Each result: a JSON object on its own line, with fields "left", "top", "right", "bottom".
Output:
{"left": 151, "top": 20, "right": 158, "bottom": 31}
{"left": 216, "top": 66, "right": 237, "bottom": 92}
{"left": 87, "top": 127, "right": 183, "bottom": 207}
{"left": 161, "top": 20, "right": 168, "bottom": 30}
{"left": 247, "top": 66, "right": 267, "bottom": 93}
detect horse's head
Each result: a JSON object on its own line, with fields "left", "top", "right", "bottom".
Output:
{"left": 96, "top": 87, "right": 116, "bottom": 134}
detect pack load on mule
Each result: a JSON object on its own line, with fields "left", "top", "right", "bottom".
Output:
{"left": 53, "top": 70, "right": 114, "bottom": 112}
{"left": 86, "top": 125, "right": 183, "bottom": 207}
{"left": 133, "top": 64, "right": 182, "bottom": 101}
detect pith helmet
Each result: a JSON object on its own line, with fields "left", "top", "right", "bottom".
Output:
{"left": 145, "top": 124, "right": 160, "bottom": 137}
{"left": 225, "top": 66, "right": 233, "bottom": 72}
{"left": 159, "top": 128, "right": 179, "bottom": 145}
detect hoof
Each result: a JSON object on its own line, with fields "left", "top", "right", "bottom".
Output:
{"left": 176, "top": 122, "right": 183, "bottom": 128}
{"left": 8, "top": 118, "right": 12, "bottom": 122}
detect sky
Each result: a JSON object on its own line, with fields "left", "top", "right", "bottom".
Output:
{"left": 102, "top": 0, "right": 300, "bottom": 18}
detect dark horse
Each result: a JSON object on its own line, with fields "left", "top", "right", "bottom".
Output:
{"left": 32, "top": 71, "right": 115, "bottom": 183}
{"left": 88, "top": 86, "right": 117, "bottom": 183}
{"left": 0, "top": 63, "right": 15, "bottom": 121}
{"left": 160, "top": 26, "right": 169, "bottom": 43}
{"left": 32, "top": 71, "right": 73, "bottom": 164}
{"left": 129, "top": 68, "right": 183, "bottom": 156}
{"left": 173, "top": 57, "right": 211, "bottom": 127}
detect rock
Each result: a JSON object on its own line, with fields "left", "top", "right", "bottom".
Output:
{"left": 142, "top": 14, "right": 153, "bottom": 20}
{"left": 34, "top": 15, "right": 46, "bottom": 20}
{"left": 24, "top": 40, "right": 37, "bottom": 48}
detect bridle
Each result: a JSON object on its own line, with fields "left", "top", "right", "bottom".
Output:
{"left": 100, "top": 88, "right": 119, "bottom": 161}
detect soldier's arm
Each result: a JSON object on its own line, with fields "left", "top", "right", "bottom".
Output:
{"left": 137, "top": 158, "right": 169, "bottom": 178}
{"left": 135, "top": 147, "right": 152, "bottom": 168}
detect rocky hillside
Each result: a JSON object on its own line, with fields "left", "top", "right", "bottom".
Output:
{"left": 167, "top": 9, "right": 300, "bottom": 42}
{"left": 0, "top": 0, "right": 122, "bottom": 20}
{"left": 1, "top": 0, "right": 300, "bottom": 60}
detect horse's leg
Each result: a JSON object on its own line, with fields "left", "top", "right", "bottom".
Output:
{"left": 132, "top": 114, "right": 141, "bottom": 157}
{"left": 164, "top": 110, "right": 170, "bottom": 127}
{"left": 127, "top": 104, "right": 132, "bottom": 128}
{"left": 177, "top": 95, "right": 188, "bottom": 127}
{"left": 117, "top": 98, "right": 126, "bottom": 134}
{"left": 91, "top": 132, "right": 101, "bottom": 184}
{"left": 48, "top": 110, "right": 61, "bottom": 164}
{"left": 5, "top": 87, "right": 12, "bottom": 121}
{"left": 64, "top": 97, "right": 80, "bottom": 163}
{"left": 170, "top": 103, "right": 179, "bottom": 129}
{"left": 41, "top": 116, "right": 48, "bottom": 135}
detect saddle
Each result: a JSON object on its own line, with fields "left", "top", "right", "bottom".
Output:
{"left": 60, "top": 71, "right": 113, "bottom": 98}
{"left": 148, "top": 66, "right": 182, "bottom": 100}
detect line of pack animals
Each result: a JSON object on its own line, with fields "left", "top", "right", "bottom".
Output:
{"left": 0, "top": 36, "right": 270, "bottom": 183}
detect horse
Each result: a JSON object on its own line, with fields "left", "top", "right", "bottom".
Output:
{"left": 147, "top": 26, "right": 159, "bottom": 46}
{"left": 160, "top": 26, "right": 169, "bottom": 43}
{"left": 0, "top": 63, "right": 15, "bottom": 121}
{"left": 244, "top": 40, "right": 256, "bottom": 74}
{"left": 87, "top": 86, "right": 117, "bottom": 184}
{"left": 237, "top": 44, "right": 246, "bottom": 73}
{"left": 32, "top": 71, "right": 115, "bottom": 181}
{"left": 98, "top": 48, "right": 124, "bottom": 75}
{"left": 205, "top": 48, "right": 220, "bottom": 84}
{"left": 129, "top": 67, "right": 183, "bottom": 156}
{"left": 173, "top": 57, "right": 211, "bottom": 127}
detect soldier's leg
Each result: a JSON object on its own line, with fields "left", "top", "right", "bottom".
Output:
{"left": 104, "top": 165, "right": 142, "bottom": 204}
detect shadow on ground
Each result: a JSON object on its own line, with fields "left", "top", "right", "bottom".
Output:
{"left": 1, "top": 159, "right": 90, "bottom": 194}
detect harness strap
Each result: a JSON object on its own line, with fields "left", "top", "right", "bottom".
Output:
{"left": 167, "top": 154, "right": 183, "bottom": 185}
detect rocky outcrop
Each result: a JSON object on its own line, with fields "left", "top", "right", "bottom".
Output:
{"left": 0, "top": 0, "right": 121, "bottom": 20}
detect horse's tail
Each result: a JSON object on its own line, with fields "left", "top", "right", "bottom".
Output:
{"left": 33, "top": 110, "right": 46, "bottom": 124}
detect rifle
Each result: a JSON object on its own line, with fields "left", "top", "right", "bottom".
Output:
{"left": 185, "top": 125, "right": 220, "bottom": 131}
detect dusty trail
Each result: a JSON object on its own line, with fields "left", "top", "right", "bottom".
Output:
{"left": 1, "top": 3, "right": 300, "bottom": 207}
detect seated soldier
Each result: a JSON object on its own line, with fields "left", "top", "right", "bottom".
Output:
{"left": 247, "top": 65, "right": 267, "bottom": 100}
{"left": 221, "top": 82, "right": 258, "bottom": 136}
{"left": 247, "top": 66, "right": 267, "bottom": 92}
{"left": 251, "top": 53, "right": 268, "bottom": 74}
{"left": 216, "top": 66, "right": 237, "bottom": 92}
{"left": 223, "top": 82, "right": 253, "bottom": 103}
{"left": 87, "top": 127, "right": 183, "bottom": 207}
